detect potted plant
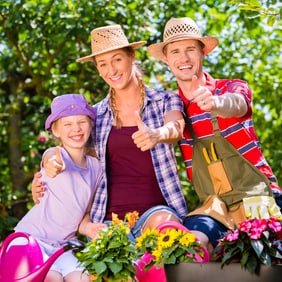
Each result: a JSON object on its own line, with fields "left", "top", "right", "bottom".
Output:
{"left": 134, "top": 221, "right": 209, "bottom": 282}
{"left": 75, "top": 212, "right": 139, "bottom": 282}
{"left": 214, "top": 216, "right": 282, "bottom": 275}
{"left": 135, "top": 219, "right": 282, "bottom": 282}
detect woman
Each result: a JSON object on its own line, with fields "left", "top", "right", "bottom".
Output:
{"left": 33, "top": 24, "right": 187, "bottom": 242}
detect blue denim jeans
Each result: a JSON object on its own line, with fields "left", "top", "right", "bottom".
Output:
{"left": 183, "top": 215, "right": 228, "bottom": 247}
{"left": 105, "top": 205, "right": 182, "bottom": 244}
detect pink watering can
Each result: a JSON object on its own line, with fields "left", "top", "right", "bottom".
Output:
{"left": 134, "top": 221, "right": 210, "bottom": 282}
{"left": 0, "top": 232, "right": 85, "bottom": 282}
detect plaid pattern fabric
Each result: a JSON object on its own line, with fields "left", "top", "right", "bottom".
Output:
{"left": 179, "top": 72, "right": 281, "bottom": 194}
{"left": 90, "top": 86, "right": 188, "bottom": 222}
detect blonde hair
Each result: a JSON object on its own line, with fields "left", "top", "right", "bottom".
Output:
{"left": 108, "top": 47, "right": 145, "bottom": 128}
{"left": 50, "top": 117, "right": 98, "bottom": 158}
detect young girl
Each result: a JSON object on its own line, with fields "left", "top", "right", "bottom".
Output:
{"left": 15, "top": 94, "right": 103, "bottom": 282}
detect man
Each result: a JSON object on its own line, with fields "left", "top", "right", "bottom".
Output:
{"left": 148, "top": 17, "right": 282, "bottom": 254}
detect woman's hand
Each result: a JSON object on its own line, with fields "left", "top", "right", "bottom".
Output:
{"left": 31, "top": 172, "right": 45, "bottom": 204}
{"left": 132, "top": 111, "right": 184, "bottom": 151}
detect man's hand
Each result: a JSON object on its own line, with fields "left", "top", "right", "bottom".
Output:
{"left": 190, "top": 75, "right": 247, "bottom": 118}
{"left": 191, "top": 75, "right": 213, "bottom": 111}
{"left": 243, "top": 196, "right": 282, "bottom": 219}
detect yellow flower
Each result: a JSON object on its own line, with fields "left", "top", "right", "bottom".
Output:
{"left": 158, "top": 228, "right": 179, "bottom": 248}
{"left": 152, "top": 248, "right": 162, "bottom": 262}
{"left": 112, "top": 212, "right": 121, "bottom": 225}
{"left": 179, "top": 231, "right": 197, "bottom": 246}
{"left": 135, "top": 225, "right": 210, "bottom": 268}
{"left": 124, "top": 226, "right": 130, "bottom": 234}
{"left": 136, "top": 228, "right": 158, "bottom": 247}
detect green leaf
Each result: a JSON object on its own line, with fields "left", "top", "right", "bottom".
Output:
{"left": 269, "top": 248, "right": 282, "bottom": 260}
{"left": 241, "top": 250, "right": 249, "bottom": 266}
{"left": 94, "top": 261, "right": 107, "bottom": 275}
{"left": 164, "top": 255, "right": 177, "bottom": 264}
{"left": 267, "top": 16, "right": 275, "bottom": 26}
{"left": 108, "top": 261, "right": 123, "bottom": 274}
{"left": 259, "top": 250, "right": 271, "bottom": 265}
{"left": 250, "top": 239, "right": 264, "bottom": 257}
{"left": 108, "top": 240, "right": 123, "bottom": 249}
{"left": 246, "top": 256, "right": 259, "bottom": 274}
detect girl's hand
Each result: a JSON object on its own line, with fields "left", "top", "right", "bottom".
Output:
{"left": 44, "top": 146, "right": 64, "bottom": 178}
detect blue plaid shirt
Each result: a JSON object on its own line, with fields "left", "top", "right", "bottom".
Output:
{"left": 90, "top": 86, "right": 188, "bottom": 222}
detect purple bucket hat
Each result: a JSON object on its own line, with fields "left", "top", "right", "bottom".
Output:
{"left": 45, "top": 94, "right": 96, "bottom": 131}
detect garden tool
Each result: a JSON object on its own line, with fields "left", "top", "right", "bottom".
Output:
{"left": 0, "top": 232, "right": 84, "bottom": 282}
{"left": 202, "top": 142, "right": 232, "bottom": 195}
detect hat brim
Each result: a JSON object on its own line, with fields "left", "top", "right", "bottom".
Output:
{"left": 45, "top": 106, "right": 96, "bottom": 131}
{"left": 147, "top": 36, "right": 219, "bottom": 62}
{"left": 76, "top": 41, "right": 147, "bottom": 63}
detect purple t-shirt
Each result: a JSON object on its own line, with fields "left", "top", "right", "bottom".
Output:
{"left": 15, "top": 147, "right": 102, "bottom": 246}
{"left": 105, "top": 126, "right": 166, "bottom": 220}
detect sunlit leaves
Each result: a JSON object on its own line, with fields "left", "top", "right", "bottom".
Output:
{"left": 0, "top": 0, "right": 281, "bottom": 236}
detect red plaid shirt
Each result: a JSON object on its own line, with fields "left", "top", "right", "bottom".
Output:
{"left": 178, "top": 72, "right": 281, "bottom": 193}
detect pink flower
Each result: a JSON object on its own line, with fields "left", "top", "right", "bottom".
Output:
{"left": 224, "top": 229, "right": 239, "bottom": 242}
{"left": 38, "top": 135, "right": 46, "bottom": 142}
{"left": 268, "top": 216, "right": 282, "bottom": 233}
{"left": 246, "top": 219, "right": 267, "bottom": 239}
{"left": 252, "top": 218, "right": 267, "bottom": 232}
{"left": 30, "top": 150, "right": 37, "bottom": 157}
{"left": 215, "top": 216, "right": 282, "bottom": 274}
{"left": 239, "top": 219, "right": 252, "bottom": 232}
{"left": 248, "top": 230, "right": 262, "bottom": 240}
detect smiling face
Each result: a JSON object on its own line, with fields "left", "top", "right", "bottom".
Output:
{"left": 95, "top": 47, "right": 135, "bottom": 91}
{"left": 163, "top": 39, "right": 205, "bottom": 86}
{"left": 51, "top": 115, "right": 93, "bottom": 151}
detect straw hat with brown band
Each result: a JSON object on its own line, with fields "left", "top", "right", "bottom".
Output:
{"left": 76, "top": 24, "right": 147, "bottom": 63}
{"left": 147, "top": 17, "right": 219, "bottom": 62}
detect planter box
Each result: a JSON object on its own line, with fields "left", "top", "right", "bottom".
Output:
{"left": 165, "top": 262, "right": 282, "bottom": 282}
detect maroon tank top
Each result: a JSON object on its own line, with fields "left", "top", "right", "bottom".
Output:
{"left": 105, "top": 126, "right": 166, "bottom": 220}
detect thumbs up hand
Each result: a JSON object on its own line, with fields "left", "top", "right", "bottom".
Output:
{"left": 190, "top": 75, "right": 213, "bottom": 111}
{"left": 132, "top": 111, "right": 159, "bottom": 151}
{"left": 44, "top": 146, "right": 65, "bottom": 178}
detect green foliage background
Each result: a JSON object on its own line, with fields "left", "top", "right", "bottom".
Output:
{"left": 0, "top": 0, "right": 281, "bottom": 239}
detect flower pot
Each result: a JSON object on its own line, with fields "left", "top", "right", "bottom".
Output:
{"left": 164, "top": 262, "right": 282, "bottom": 282}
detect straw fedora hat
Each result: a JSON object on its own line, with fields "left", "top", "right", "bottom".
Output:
{"left": 77, "top": 24, "right": 147, "bottom": 63}
{"left": 147, "top": 17, "right": 219, "bottom": 61}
